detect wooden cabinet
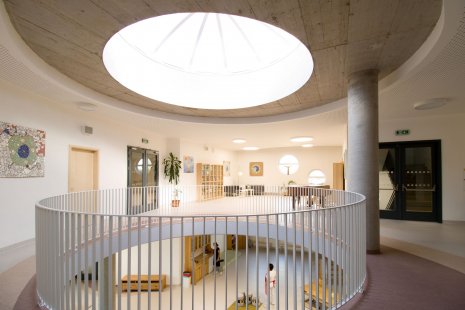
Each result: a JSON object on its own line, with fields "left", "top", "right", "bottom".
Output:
{"left": 227, "top": 235, "right": 246, "bottom": 250}
{"left": 184, "top": 235, "right": 213, "bottom": 285}
{"left": 333, "top": 162, "right": 344, "bottom": 190}
{"left": 121, "top": 274, "right": 166, "bottom": 291}
{"left": 196, "top": 163, "right": 224, "bottom": 200}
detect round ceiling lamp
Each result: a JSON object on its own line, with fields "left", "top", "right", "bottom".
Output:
{"left": 242, "top": 146, "right": 259, "bottom": 151}
{"left": 103, "top": 13, "right": 313, "bottom": 110}
{"left": 290, "top": 136, "right": 313, "bottom": 143}
{"left": 413, "top": 98, "right": 449, "bottom": 110}
{"left": 76, "top": 102, "right": 97, "bottom": 111}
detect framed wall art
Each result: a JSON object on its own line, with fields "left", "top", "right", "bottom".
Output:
{"left": 0, "top": 121, "right": 46, "bottom": 177}
{"left": 183, "top": 155, "right": 194, "bottom": 173}
{"left": 249, "top": 162, "right": 263, "bottom": 176}
{"left": 223, "top": 160, "right": 231, "bottom": 176}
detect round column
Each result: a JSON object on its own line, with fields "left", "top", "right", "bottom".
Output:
{"left": 347, "top": 69, "right": 380, "bottom": 254}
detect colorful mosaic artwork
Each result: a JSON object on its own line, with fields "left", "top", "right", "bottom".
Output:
{"left": 0, "top": 122, "right": 46, "bottom": 177}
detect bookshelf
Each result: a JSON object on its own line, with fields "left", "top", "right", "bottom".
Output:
{"left": 196, "top": 163, "right": 224, "bottom": 200}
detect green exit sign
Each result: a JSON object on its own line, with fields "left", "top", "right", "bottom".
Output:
{"left": 395, "top": 129, "right": 410, "bottom": 136}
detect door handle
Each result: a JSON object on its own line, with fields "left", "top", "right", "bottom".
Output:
{"left": 402, "top": 185, "right": 436, "bottom": 192}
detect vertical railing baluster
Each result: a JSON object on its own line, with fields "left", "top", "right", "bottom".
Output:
{"left": 159, "top": 216, "right": 162, "bottom": 310}
{"left": 118, "top": 216, "right": 122, "bottom": 310}
{"left": 137, "top": 217, "right": 141, "bottom": 310}
{"left": 127, "top": 216, "right": 132, "bottom": 310}
{"left": 35, "top": 187, "right": 366, "bottom": 310}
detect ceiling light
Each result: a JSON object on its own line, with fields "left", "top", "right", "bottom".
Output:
{"left": 242, "top": 146, "right": 259, "bottom": 151}
{"left": 290, "top": 136, "right": 313, "bottom": 143}
{"left": 414, "top": 98, "right": 449, "bottom": 110}
{"left": 232, "top": 139, "right": 246, "bottom": 144}
{"left": 301, "top": 144, "right": 314, "bottom": 148}
{"left": 76, "top": 102, "right": 97, "bottom": 111}
{"left": 103, "top": 13, "right": 313, "bottom": 110}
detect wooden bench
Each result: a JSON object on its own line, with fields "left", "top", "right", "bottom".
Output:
{"left": 121, "top": 274, "right": 166, "bottom": 292}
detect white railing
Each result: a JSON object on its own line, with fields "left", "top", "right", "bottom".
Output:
{"left": 35, "top": 185, "right": 365, "bottom": 310}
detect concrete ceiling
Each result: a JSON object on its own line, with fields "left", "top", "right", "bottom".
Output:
{"left": 1, "top": 0, "right": 465, "bottom": 152}
{"left": 3, "top": 0, "right": 442, "bottom": 118}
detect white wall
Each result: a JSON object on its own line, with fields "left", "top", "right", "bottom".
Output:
{"left": 380, "top": 113, "right": 465, "bottom": 221}
{"left": 0, "top": 80, "right": 241, "bottom": 275}
{"left": 0, "top": 81, "right": 169, "bottom": 248}
{"left": 179, "top": 141, "right": 237, "bottom": 187}
{"left": 235, "top": 146, "right": 343, "bottom": 187}
{"left": 117, "top": 239, "right": 182, "bottom": 285}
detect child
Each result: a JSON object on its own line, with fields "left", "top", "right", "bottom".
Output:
{"left": 265, "top": 263, "right": 277, "bottom": 305}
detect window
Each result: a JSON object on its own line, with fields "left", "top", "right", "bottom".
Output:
{"left": 308, "top": 169, "right": 326, "bottom": 186}
{"left": 136, "top": 158, "right": 153, "bottom": 174}
{"left": 278, "top": 155, "right": 299, "bottom": 175}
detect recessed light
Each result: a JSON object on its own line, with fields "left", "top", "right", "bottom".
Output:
{"left": 242, "top": 146, "right": 259, "bottom": 151}
{"left": 232, "top": 139, "right": 246, "bottom": 144}
{"left": 77, "top": 102, "right": 97, "bottom": 111}
{"left": 414, "top": 98, "right": 449, "bottom": 110}
{"left": 302, "top": 144, "right": 314, "bottom": 148}
{"left": 103, "top": 12, "right": 313, "bottom": 110}
{"left": 290, "top": 136, "right": 313, "bottom": 143}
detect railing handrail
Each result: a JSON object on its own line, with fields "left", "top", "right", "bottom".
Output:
{"left": 35, "top": 185, "right": 366, "bottom": 310}
{"left": 36, "top": 185, "right": 365, "bottom": 217}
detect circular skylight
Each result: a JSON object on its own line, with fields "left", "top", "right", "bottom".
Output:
{"left": 103, "top": 13, "right": 313, "bottom": 110}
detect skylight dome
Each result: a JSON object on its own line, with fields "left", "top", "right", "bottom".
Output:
{"left": 103, "top": 13, "right": 313, "bottom": 110}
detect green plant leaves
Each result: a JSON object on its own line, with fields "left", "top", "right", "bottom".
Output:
{"left": 163, "top": 152, "right": 181, "bottom": 185}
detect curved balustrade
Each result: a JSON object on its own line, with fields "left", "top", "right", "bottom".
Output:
{"left": 35, "top": 185, "right": 365, "bottom": 309}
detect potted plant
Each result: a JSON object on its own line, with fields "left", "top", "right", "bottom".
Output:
{"left": 162, "top": 152, "right": 182, "bottom": 207}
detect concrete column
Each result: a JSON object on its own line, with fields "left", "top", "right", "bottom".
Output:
{"left": 100, "top": 255, "right": 116, "bottom": 310}
{"left": 347, "top": 69, "right": 380, "bottom": 254}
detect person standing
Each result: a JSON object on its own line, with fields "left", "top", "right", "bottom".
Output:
{"left": 213, "top": 242, "right": 222, "bottom": 275}
{"left": 265, "top": 263, "right": 277, "bottom": 305}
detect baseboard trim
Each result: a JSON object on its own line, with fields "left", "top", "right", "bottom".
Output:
{"left": 0, "top": 238, "right": 35, "bottom": 273}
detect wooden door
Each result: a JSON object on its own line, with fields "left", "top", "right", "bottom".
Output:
{"left": 69, "top": 146, "right": 99, "bottom": 192}
{"left": 332, "top": 162, "right": 344, "bottom": 190}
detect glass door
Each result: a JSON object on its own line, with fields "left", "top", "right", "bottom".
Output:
{"left": 127, "top": 146, "right": 159, "bottom": 214}
{"left": 379, "top": 146, "right": 400, "bottom": 219}
{"left": 379, "top": 140, "right": 442, "bottom": 222}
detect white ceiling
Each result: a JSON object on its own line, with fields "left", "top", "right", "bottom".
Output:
{"left": 0, "top": 1, "right": 464, "bottom": 151}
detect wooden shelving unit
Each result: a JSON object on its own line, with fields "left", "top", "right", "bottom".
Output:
{"left": 196, "top": 163, "right": 224, "bottom": 200}
{"left": 184, "top": 235, "right": 213, "bottom": 285}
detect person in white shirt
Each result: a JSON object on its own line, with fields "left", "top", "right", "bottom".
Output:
{"left": 265, "top": 263, "right": 277, "bottom": 305}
